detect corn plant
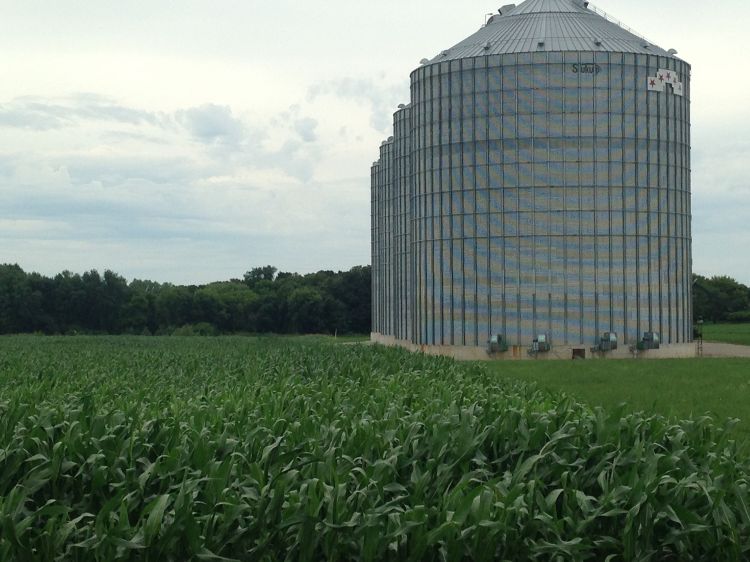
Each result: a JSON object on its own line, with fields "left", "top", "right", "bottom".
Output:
{"left": 0, "top": 335, "right": 748, "bottom": 560}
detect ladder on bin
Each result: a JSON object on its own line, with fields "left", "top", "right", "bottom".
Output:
{"left": 695, "top": 321, "right": 704, "bottom": 357}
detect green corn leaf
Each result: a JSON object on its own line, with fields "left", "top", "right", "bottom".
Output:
{"left": 144, "top": 494, "right": 170, "bottom": 544}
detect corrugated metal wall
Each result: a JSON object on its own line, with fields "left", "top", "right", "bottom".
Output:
{"left": 370, "top": 161, "right": 380, "bottom": 334}
{"left": 373, "top": 50, "right": 692, "bottom": 349}
{"left": 393, "top": 107, "right": 412, "bottom": 341}
{"left": 375, "top": 140, "right": 395, "bottom": 337}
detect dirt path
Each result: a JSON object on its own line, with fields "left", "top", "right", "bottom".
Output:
{"left": 702, "top": 342, "right": 750, "bottom": 358}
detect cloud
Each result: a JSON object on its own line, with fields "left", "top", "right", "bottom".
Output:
{"left": 0, "top": 94, "right": 158, "bottom": 130}
{"left": 0, "top": 81, "right": 391, "bottom": 282}
{"left": 294, "top": 117, "right": 318, "bottom": 142}
{"left": 0, "top": 93, "right": 346, "bottom": 284}
{"left": 0, "top": 165, "right": 370, "bottom": 284}
{"left": 64, "top": 154, "right": 203, "bottom": 187}
{"left": 693, "top": 128, "right": 750, "bottom": 196}
{"left": 177, "top": 103, "right": 246, "bottom": 146}
{"left": 307, "top": 77, "right": 406, "bottom": 132}
{"left": 688, "top": 117, "right": 750, "bottom": 283}
{"left": 0, "top": 93, "right": 328, "bottom": 185}
{"left": 267, "top": 139, "right": 319, "bottom": 182}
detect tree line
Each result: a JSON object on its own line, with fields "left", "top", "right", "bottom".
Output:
{"left": 1, "top": 264, "right": 749, "bottom": 336}
{"left": 0, "top": 264, "right": 371, "bottom": 336}
{"left": 693, "top": 274, "right": 750, "bottom": 323}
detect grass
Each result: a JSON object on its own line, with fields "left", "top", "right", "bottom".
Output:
{"left": 702, "top": 323, "right": 750, "bottom": 346}
{"left": 2, "top": 336, "right": 750, "bottom": 560}
{"left": 483, "top": 358, "right": 750, "bottom": 439}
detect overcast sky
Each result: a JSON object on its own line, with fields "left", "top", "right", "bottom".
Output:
{"left": 1, "top": 0, "right": 748, "bottom": 284}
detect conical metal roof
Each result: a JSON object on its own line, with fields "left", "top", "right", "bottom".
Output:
{"left": 425, "top": 0, "right": 674, "bottom": 64}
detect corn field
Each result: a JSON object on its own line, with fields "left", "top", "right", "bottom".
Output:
{"left": 1, "top": 336, "right": 749, "bottom": 561}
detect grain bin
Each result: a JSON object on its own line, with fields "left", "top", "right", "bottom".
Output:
{"left": 372, "top": 0, "right": 692, "bottom": 353}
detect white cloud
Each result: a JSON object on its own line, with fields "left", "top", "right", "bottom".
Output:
{"left": 177, "top": 103, "right": 246, "bottom": 145}
{"left": 0, "top": 94, "right": 158, "bottom": 130}
{"left": 307, "top": 77, "right": 407, "bottom": 132}
{"left": 0, "top": 90, "right": 372, "bottom": 283}
{"left": 294, "top": 117, "right": 318, "bottom": 143}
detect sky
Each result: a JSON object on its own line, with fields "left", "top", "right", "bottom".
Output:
{"left": 1, "top": 0, "right": 748, "bottom": 284}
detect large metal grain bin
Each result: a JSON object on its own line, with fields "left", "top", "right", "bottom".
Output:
{"left": 393, "top": 105, "right": 413, "bottom": 342}
{"left": 372, "top": 139, "right": 394, "bottom": 338}
{"left": 370, "top": 160, "right": 381, "bottom": 336}
{"left": 372, "top": 0, "right": 692, "bottom": 351}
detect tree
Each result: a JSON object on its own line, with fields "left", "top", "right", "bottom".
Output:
{"left": 101, "top": 270, "right": 130, "bottom": 332}
{"left": 0, "top": 264, "right": 33, "bottom": 333}
{"left": 52, "top": 271, "right": 88, "bottom": 332}
{"left": 709, "top": 276, "right": 750, "bottom": 321}
{"left": 200, "top": 282, "right": 258, "bottom": 332}
{"left": 154, "top": 286, "right": 194, "bottom": 331}
{"left": 243, "top": 266, "right": 277, "bottom": 286}
{"left": 288, "top": 286, "right": 325, "bottom": 333}
{"left": 693, "top": 274, "right": 750, "bottom": 323}
{"left": 0, "top": 263, "right": 348, "bottom": 335}
{"left": 121, "top": 292, "right": 152, "bottom": 333}
{"left": 332, "top": 266, "right": 371, "bottom": 334}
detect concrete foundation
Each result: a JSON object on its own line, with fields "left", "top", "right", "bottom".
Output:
{"left": 371, "top": 333, "right": 697, "bottom": 361}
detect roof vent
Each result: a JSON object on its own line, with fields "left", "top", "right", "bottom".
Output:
{"left": 643, "top": 44, "right": 650, "bottom": 49}
{"left": 387, "top": 136, "right": 394, "bottom": 142}
{"left": 440, "top": 50, "right": 450, "bottom": 58}
{"left": 537, "top": 40, "right": 545, "bottom": 49}
{"left": 668, "top": 48, "right": 678, "bottom": 55}
{"left": 398, "top": 104, "right": 405, "bottom": 109}
{"left": 594, "top": 38, "right": 602, "bottom": 46}
{"left": 484, "top": 40, "right": 492, "bottom": 51}
{"left": 419, "top": 58, "right": 429, "bottom": 65}
{"left": 498, "top": 4, "right": 516, "bottom": 15}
